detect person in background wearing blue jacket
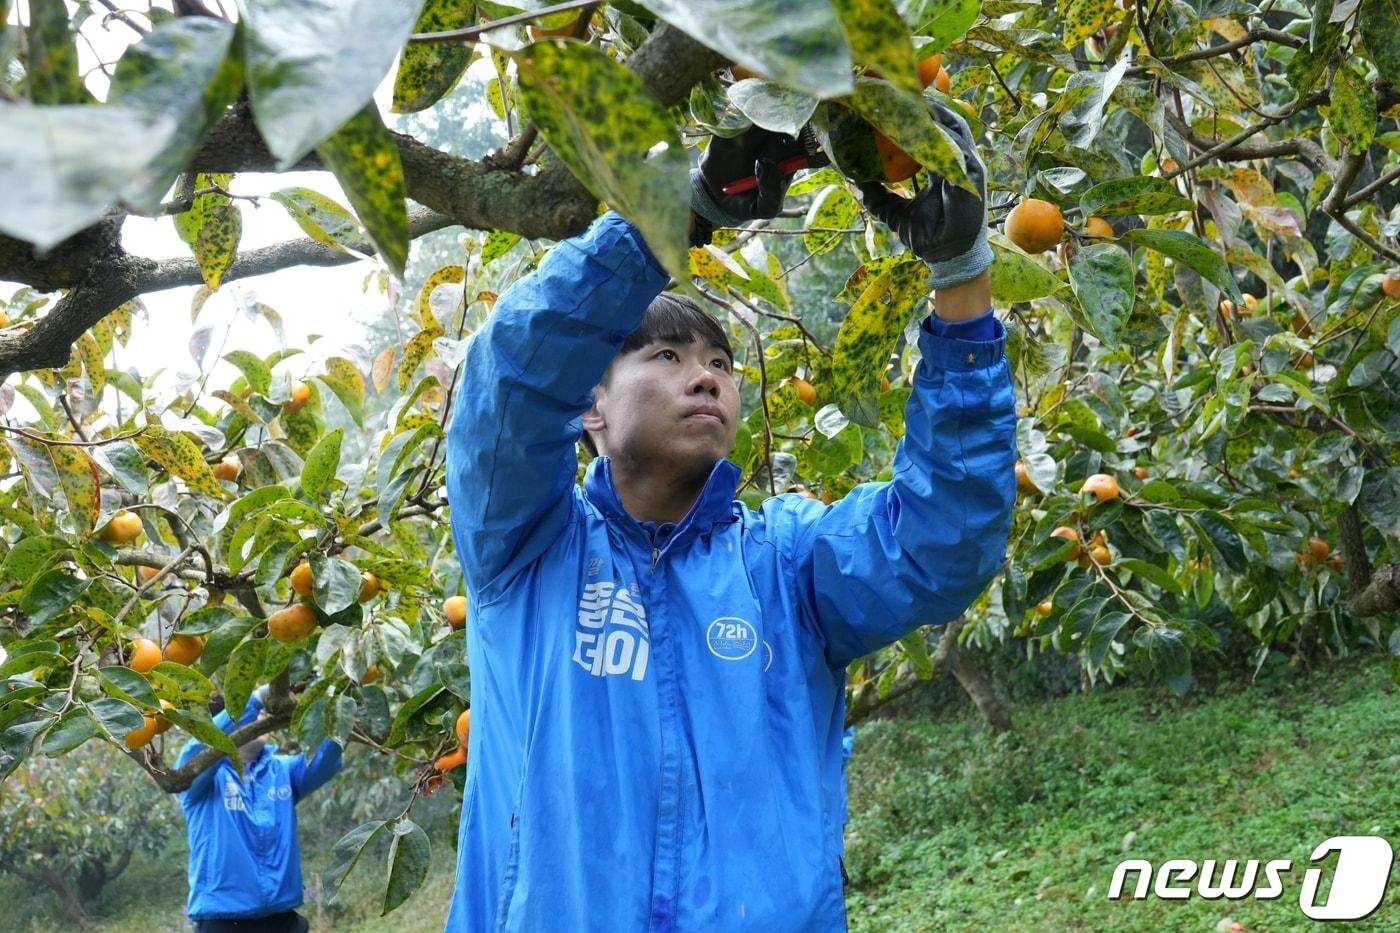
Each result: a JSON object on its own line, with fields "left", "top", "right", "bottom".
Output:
{"left": 443, "top": 99, "right": 1014, "bottom": 931}
{"left": 174, "top": 685, "right": 344, "bottom": 933}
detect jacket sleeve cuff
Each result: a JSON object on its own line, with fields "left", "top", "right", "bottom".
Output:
{"left": 917, "top": 311, "right": 1006, "bottom": 371}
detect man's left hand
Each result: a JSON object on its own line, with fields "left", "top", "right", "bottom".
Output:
{"left": 689, "top": 126, "right": 808, "bottom": 246}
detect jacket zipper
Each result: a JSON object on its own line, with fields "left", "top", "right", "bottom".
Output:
{"left": 651, "top": 546, "right": 660, "bottom": 570}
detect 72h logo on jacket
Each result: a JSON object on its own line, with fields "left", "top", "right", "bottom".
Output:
{"left": 706, "top": 617, "right": 757, "bottom": 660}
{"left": 573, "top": 581, "right": 650, "bottom": 680}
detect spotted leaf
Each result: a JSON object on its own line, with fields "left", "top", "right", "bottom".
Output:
{"left": 513, "top": 39, "right": 691, "bottom": 288}
{"left": 1121, "top": 229, "right": 1241, "bottom": 302}
{"left": 1067, "top": 243, "right": 1134, "bottom": 349}
{"left": 832, "top": 0, "right": 921, "bottom": 96}
{"left": 1079, "top": 176, "right": 1193, "bottom": 217}
{"left": 240, "top": 0, "right": 426, "bottom": 168}
{"left": 392, "top": 0, "right": 477, "bottom": 113}
{"left": 416, "top": 265, "right": 466, "bottom": 331}
{"left": 988, "top": 232, "right": 1065, "bottom": 304}
{"left": 316, "top": 104, "right": 409, "bottom": 277}
{"left": 107, "top": 17, "right": 242, "bottom": 211}
{"left": 1062, "top": 0, "right": 1118, "bottom": 45}
{"left": 135, "top": 424, "right": 227, "bottom": 499}
{"left": 830, "top": 258, "right": 929, "bottom": 427}
{"left": 26, "top": 0, "right": 86, "bottom": 104}
{"left": 269, "top": 187, "right": 366, "bottom": 255}
{"left": 13, "top": 437, "right": 100, "bottom": 538}
{"left": 842, "top": 78, "right": 972, "bottom": 192}
{"left": 634, "top": 0, "right": 852, "bottom": 98}
{"left": 172, "top": 175, "right": 242, "bottom": 290}
{"left": 398, "top": 326, "right": 445, "bottom": 392}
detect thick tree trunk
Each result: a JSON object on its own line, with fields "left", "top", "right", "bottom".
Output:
{"left": 950, "top": 650, "right": 1014, "bottom": 733}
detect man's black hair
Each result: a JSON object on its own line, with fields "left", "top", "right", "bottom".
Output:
{"left": 581, "top": 293, "right": 732, "bottom": 456}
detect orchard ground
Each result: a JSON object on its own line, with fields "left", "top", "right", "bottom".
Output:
{"left": 4, "top": 653, "right": 1394, "bottom": 932}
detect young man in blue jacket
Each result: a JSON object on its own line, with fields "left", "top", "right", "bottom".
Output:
{"left": 444, "top": 102, "right": 1014, "bottom": 931}
{"left": 174, "top": 686, "right": 344, "bottom": 932}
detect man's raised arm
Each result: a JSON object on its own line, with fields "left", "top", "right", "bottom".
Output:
{"left": 446, "top": 126, "right": 807, "bottom": 597}
{"left": 445, "top": 214, "right": 667, "bottom": 596}
{"left": 782, "top": 102, "right": 1018, "bottom": 665}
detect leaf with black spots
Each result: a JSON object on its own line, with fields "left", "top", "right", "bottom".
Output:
{"left": 392, "top": 0, "right": 477, "bottom": 113}
{"left": 513, "top": 39, "right": 691, "bottom": 287}
{"left": 240, "top": 0, "right": 426, "bottom": 168}
{"left": 316, "top": 104, "right": 409, "bottom": 277}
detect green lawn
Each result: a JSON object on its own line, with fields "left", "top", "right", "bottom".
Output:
{"left": 4, "top": 654, "right": 1396, "bottom": 932}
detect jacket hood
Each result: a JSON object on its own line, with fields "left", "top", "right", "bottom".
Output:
{"left": 583, "top": 455, "right": 741, "bottom": 534}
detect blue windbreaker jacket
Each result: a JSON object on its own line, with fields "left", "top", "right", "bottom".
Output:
{"left": 444, "top": 213, "right": 1016, "bottom": 931}
{"left": 175, "top": 694, "right": 344, "bottom": 921}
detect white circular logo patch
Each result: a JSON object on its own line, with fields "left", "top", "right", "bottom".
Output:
{"left": 706, "top": 617, "right": 757, "bottom": 661}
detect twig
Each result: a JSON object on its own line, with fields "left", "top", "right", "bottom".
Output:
{"left": 1343, "top": 165, "right": 1400, "bottom": 210}
{"left": 408, "top": 0, "right": 597, "bottom": 43}
{"left": 0, "top": 424, "right": 146, "bottom": 446}
{"left": 93, "top": 0, "right": 149, "bottom": 34}
{"left": 158, "top": 185, "right": 262, "bottom": 217}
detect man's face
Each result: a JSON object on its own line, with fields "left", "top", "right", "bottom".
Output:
{"left": 583, "top": 337, "right": 740, "bottom": 479}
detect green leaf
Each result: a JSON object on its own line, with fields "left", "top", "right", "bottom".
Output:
{"left": 316, "top": 104, "right": 410, "bottom": 277}
{"left": 899, "top": 630, "right": 935, "bottom": 678}
{"left": 40, "top": 708, "right": 97, "bottom": 755}
{"left": 26, "top": 0, "right": 86, "bottom": 104}
{"left": 106, "top": 17, "right": 242, "bottom": 211}
{"left": 830, "top": 259, "right": 929, "bottom": 427}
{"left": 91, "top": 441, "right": 151, "bottom": 496}
{"left": 85, "top": 697, "right": 145, "bottom": 740}
{"left": 392, "top": 0, "right": 477, "bottom": 113}
{"left": 221, "top": 637, "right": 267, "bottom": 722}
{"left": 98, "top": 666, "right": 159, "bottom": 709}
{"left": 269, "top": 187, "right": 366, "bottom": 254}
{"left": 382, "top": 819, "right": 431, "bottom": 915}
{"left": 20, "top": 569, "right": 89, "bottom": 625}
{"left": 832, "top": 0, "right": 921, "bottom": 95}
{"left": 323, "top": 820, "right": 389, "bottom": 900}
{"left": 803, "top": 185, "right": 860, "bottom": 255}
{"left": 1322, "top": 66, "right": 1377, "bottom": 155}
{"left": 172, "top": 176, "right": 242, "bottom": 290}
{"left": 481, "top": 229, "right": 522, "bottom": 264}
{"left": 311, "top": 555, "right": 364, "bottom": 615}
{"left": 1078, "top": 176, "right": 1193, "bottom": 217}
{"left": 633, "top": 0, "right": 853, "bottom": 98}
{"left": 1359, "top": 0, "right": 1400, "bottom": 88}
{"left": 0, "top": 105, "right": 173, "bottom": 251}
{"left": 135, "top": 424, "right": 227, "bottom": 499}
{"left": 1143, "top": 626, "right": 1192, "bottom": 695}
{"left": 1083, "top": 611, "right": 1131, "bottom": 672}
{"left": 1188, "top": 510, "right": 1248, "bottom": 574}
{"left": 904, "top": 0, "right": 981, "bottom": 52}
{"left": 239, "top": 0, "right": 426, "bottom": 168}
{"left": 1116, "top": 558, "right": 1183, "bottom": 596}
{"left": 727, "top": 79, "right": 819, "bottom": 136}
{"left": 146, "top": 661, "right": 215, "bottom": 704}
{"left": 223, "top": 349, "right": 272, "bottom": 395}
{"left": 11, "top": 437, "right": 101, "bottom": 538}
{"left": 989, "top": 233, "right": 1064, "bottom": 303}
{"left": 0, "top": 535, "right": 68, "bottom": 582}
{"left": 387, "top": 683, "right": 444, "bottom": 745}
{"left": 841, "top": 79, "right": 972, "bottom": 191}
{"left": 1067, "top": 243, "right": 1134, "bottom": 349}
{"left": 513, "top": 39, "right": 691, "bottom": 289}
{"left": 301, "top": 427, "right": 344, "bottom": 502}
{"left": 164, "top": 705, "right": 241, "bottom": 764}
{"left": 1121, "top": 229, "right": 1241, "bottom": 302}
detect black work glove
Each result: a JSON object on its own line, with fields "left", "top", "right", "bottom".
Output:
{"left": 689, "top": 126, "right": 809, "bottom": 247}
{"left": 856, "top": 101, "right": 992, "bottom": 288}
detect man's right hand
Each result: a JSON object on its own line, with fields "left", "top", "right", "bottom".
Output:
{"left": 856, "top": 101, "right": 993, "bottom": 290}
{"left": 689, "top": 126, "right": 807, "bottom": 246}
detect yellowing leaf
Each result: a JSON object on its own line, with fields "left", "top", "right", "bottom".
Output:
{"left": 513, "top": 39, "right": 691, "bottom": 291}
{"left": 392, "top": 0, "right": 477, "bottom": 113}
{"left": 416, "top": 265, "right": 466, "bottom": 331}
{"left": 398, "top": 326, "right": 444, "bottom": 391}
{"left": 135, "top": 424, "right": 226, "bottom": 499}
{"left": 372, "top": 347, "right": 395, "bottom": 393}
{"left": 316, "top": 104, "right": 409, "bottom": 277}
{"left": 830, "top": 258, "right": 929, "bottom": 427}
{"left": 269, "top": 187, "right": 366, "bottom": 254}
{"left": 172, "top": 175, "right": 242, "bottom": 290}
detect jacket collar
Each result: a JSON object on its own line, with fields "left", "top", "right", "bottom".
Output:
{"left": 583, "top": 456, "right": 741, "bottom": 536}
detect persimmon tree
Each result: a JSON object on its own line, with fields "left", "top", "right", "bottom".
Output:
{"left": 1, "top": 0, "right": 1397, "bottom": 914}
